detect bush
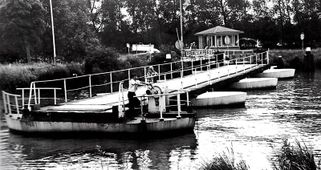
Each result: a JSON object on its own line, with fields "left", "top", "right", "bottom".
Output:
{"left": 0, "top": 62, "right": 83, "bottom": 92}
{"left": 269, "top": 48, "right": 321, "bottom": 70}
{"left": 84, "top": 48, "right": 127, "bottom": 74}
{"left": 273, "top": 139, "right": 317, "bottom": 170}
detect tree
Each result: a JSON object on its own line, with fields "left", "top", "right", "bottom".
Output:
{"left": 252, "top": 0, "right": 270, "bottom": 20}
{"left": 41, "top": 0, "right": 100, "bottom": 62}
{"left": 99, "top": 0, "right": 129, "bottom": 48}
{"left": 0, "top": 0, "right": 46, "bottom": 62}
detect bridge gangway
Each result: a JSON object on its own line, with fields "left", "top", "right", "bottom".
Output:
{"left": 3, "top": 50, "right": 269, "bottom": 114}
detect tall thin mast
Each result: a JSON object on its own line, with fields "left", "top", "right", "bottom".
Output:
{"left": 49, "top": 0, "right": 57, "bottom": 65}
{"left": 179, "top": 0, "right": 184, "bottom": 57}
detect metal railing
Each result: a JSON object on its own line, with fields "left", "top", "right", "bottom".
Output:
{"left": 2, "top": 91, "right": 21, "bottom": 115}
{"left": 24, "top": 50, "right": 269, "bottom": 110}
{"left": 17, "top": 87, "right": 61, "bottom": 109}
{"left": 184, "top": 49, "right": 255, "bottom": 58}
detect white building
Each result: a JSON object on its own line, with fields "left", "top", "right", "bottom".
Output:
{"left": 195, "top": 26, "right": 244, "bottom": 50}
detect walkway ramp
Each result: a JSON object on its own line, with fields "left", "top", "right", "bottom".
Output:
{"left": 40, "top": 64, "right": 265, "bottom": 112}
{"left": 5, "top": 50, "right": 269, "bottom": 114}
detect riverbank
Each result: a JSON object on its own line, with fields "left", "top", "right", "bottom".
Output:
{"left": 269, "top": 48, "right": 321, "bottom": 70}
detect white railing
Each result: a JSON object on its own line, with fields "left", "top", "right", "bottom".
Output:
{"left": 17, "top": 87, "right": 61, "bottom": 109}
{"left": 24, "top": 50, "right": 269, "bottom": 110}
{"left": 184, "top": 49, "right": 255, "bottom": 58}
{"left": 2, "top": 91, "right": 21, "bottom": 115}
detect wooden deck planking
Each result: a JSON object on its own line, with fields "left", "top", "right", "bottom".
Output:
{"left": 41, "top": 64, "right": 264, "bottom": 112}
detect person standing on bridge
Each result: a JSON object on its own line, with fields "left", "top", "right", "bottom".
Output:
{"left": 128, "top": 76, "right": 144, "bottom": 111}
{"left": 146, "top": 66, "right": 158, "bottom": 83}
{"left": 303, "top": 47, "right": 315, "bottom": 73}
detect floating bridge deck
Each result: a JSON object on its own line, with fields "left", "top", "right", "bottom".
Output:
{"left": 2, "top": 50, "right": 270, "bottom": 114}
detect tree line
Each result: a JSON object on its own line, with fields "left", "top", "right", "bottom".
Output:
{"left": 0, "top": 0, "right": 320, "bottom": 63}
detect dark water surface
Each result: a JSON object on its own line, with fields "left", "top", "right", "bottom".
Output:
{"left": 1, "top": 70, "right": 321, "bottom": 170}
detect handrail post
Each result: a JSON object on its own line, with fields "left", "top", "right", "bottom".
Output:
{"left": 177, "top": 93, "right": 181, "bottom": 118}
{"left": 6, "top": 94, "right": 11, "bottom": 114}
{"left": 21, "top": 89, "right": 24, "bottom": 108}
{"left": 208, "top": 71, "right": 211, "bottom": 85}
{"left": 144, "top": 67, "right": 147, "bottom": 83}
{"left": 54, "top": 89, "right": 57, "bottom": 105}
{"left": 110, "top": 72, "right": 113, "bottom": 93}
{"left": 208, "top": 55, "right": 210, "bottom": 70}
{"left": 33, "top": 83, "right": 37, "bottom": 104}
{"left": 191, "top": 59, "right": 194, "bottom": 72}
{"left": 159, "top": 96, "right": 164, "bottom": 121}
{"left": 216, "top": 55, "right": 218, "bottom": 67}
{"left": 89, "top": 75, "right": 92, "bottom": 97}
{"left": 170, "top": 63, "right": 173, "bottom": 79}
{"left": 256, "top": 54, "right": 258, "bottom": 65}
{"left": 38, "top": 88, "right": 41, "bottom": 104}
{"left": 158, "top": 64, "right": 161, "bottom": 81}
{"left": 64, "top": 79, "right": 67, "bottom": 102}
{"left": 27, "top": 83, "right": 33, "bottom": 110}
{"left": 181, "top": 60, "right": 183, "bottom": 77}
{"left": 2, "top": 91, "right": 7, "bottom": 113}
{"left": 186, "top": 91, "right": 190, "bottom": 106}
{"left": 267, "top": 50, "right": 270, "bottom": 64}
{"left": 128, "top": 69, "right": 131, "bottom": 87}
{"left": 15, "top": 96, "right": 19, "bottom": 114}
{"left": 200, "top": 58, "right": 203, "bottom": 71}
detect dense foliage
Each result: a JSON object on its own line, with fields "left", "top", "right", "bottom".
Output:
{"left": 0, "top": 0, "right": 320, "bottom": 63}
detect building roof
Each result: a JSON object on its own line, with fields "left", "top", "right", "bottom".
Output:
{"left": 195, "top": 26, "right": 244, "bottom": 35}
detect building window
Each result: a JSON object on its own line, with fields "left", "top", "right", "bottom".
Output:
{"left": 235, "top": 35, "right": 238, "bottom": 46}
{"left": 217, "top": 36, "right": 221, "bottom": 47}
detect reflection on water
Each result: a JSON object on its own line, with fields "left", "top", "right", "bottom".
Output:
{"left": 0, "top": 131, "right": 197, "bottom": 170}
{"left": 1, "top": 70, "right": 321, "bottom": 170}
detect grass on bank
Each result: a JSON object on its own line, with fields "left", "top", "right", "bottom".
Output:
{"left": 269, "top": 48, "right": 321, "bottom": 70}
{"left": 273, "top": 139, "right": 318, "bottom": 170}
{"left": 201, "top": 148, "right": 249, "bottom": 170}
{"left": 201, "top": 140, "right": 319, "bottom": 170}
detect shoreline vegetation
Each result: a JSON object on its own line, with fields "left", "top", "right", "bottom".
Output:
{"left": 269, "top": 48, "right": 321, "bottom": 70}
{"left": 201, "top": 140, "right": 319, "bottom": 170}
{"left": 0, "top": 48, "right": 320, "bottom": 93}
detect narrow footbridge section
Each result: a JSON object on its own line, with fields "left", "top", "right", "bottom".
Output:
{"left": 3, "top": 50, "right": 269, "bottom": 114}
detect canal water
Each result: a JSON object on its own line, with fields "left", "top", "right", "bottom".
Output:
{"left": 1, "top": 70, "right": 321, "bottom": 170}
